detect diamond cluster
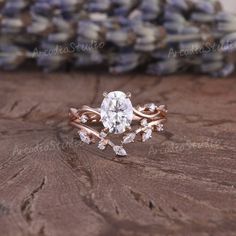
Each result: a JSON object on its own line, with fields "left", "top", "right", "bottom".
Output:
{"left": 71, "top": 92, "right": 167, "bottom": 157}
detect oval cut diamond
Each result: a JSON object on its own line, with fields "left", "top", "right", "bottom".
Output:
{"left": 100, "top": 91, "right": 133, "bottom": 134}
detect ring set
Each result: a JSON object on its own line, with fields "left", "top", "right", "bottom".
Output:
{"left": 69, "top": 91, "right": 167, "bottom": 156}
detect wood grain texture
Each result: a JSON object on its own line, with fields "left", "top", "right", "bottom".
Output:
{"left": 0, "top": 72, "right": 235, "bottom": 236}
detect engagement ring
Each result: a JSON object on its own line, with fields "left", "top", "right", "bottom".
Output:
{"left": 69, "top": 91, "right": 167, "bottom": 156}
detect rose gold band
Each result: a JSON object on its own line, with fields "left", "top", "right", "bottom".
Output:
{"left": 69, "top": 103, "right": 167, "bottom": 156}
{"left": 69, "top": 104, "right": 167, "bottom": 123}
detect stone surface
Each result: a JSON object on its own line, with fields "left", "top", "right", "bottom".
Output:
{"left": 100, "top": 91, "right": 133, "bottom": 134}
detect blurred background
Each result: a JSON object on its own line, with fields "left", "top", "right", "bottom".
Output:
{"left": 0, "top": 0, "right": 236, "bottom": 77}
{"left": 219, "top": 0, "right": 235, "bottom": 13}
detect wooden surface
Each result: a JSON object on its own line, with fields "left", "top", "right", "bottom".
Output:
{"left": 0, "top": 72, "right": 235, "bottom": 236}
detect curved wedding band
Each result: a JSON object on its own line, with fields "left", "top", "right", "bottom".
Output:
{"left": 69, "top": 91, "right": 167, "bottom": 156}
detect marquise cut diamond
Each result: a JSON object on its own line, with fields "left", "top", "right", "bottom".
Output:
{"left": 122, "top": 132, "right": 136, "bottom": 144}
{"left": 98, "top": 140, "right": 106, "bottom": 150}
{"left": 142, "top": 128, "right": 152, "bottom": 142}
{"left": 79, "top": 131, "right": 91, "bottom": 144}
{"left": 113, "top": 145, "right": 127, "bottom": 156}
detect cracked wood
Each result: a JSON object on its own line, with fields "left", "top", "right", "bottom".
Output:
{"left": 0, "top": 72, "right": 236, "bottom": 236}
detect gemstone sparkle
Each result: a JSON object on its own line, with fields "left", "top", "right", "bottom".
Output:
{"left": 122, "top": 132, "right": 136, "bottom": 144}
{"left": 79, "top": 130, "right": 91, "bottom": 144}
{"left": 100, "top": 91, "right": 133, "bottom": 134}
{"left": 142, "top": 128, "right": 152, "bottom": 142}
{"left": 113, "top": 145, "right": 127, "bottom": 156}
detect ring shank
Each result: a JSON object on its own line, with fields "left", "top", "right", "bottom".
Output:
{"left": 70, "top": 105, "right": 167, "bottom": 123}
{"left": 69, "top": 103, "right": 167, "bottom": 155}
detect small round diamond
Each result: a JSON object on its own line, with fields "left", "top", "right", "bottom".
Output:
{"left": 145, "top": 103, "right": 157, "bottom": 112}
{"left": 80, "top": 114, "right": 88, "bottom": 123}
{"left": 100, "top": 91, "right": 133, "bottom": 134}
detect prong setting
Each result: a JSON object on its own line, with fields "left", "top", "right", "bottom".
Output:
{"left": 126, "top": 92, "right": 132, "bottom": 98}
{"left": 103, "top": 91, "right": 108, "bottom": 97}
